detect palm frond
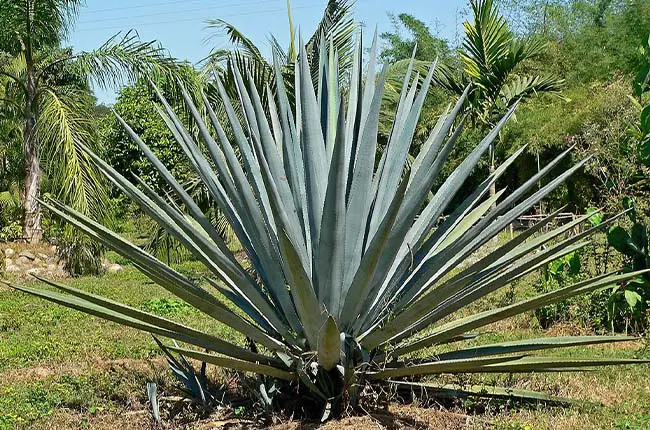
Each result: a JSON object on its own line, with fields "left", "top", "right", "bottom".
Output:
{"left": 36, "top": 86, "right": 107, "bottom": 218}
{"left": 306, "top": 0, "right": 357, "bottom": 84}
{"left": 204, "top": 19, "right": 265, "bottom": 61}
{"left": 499, "top": 74, "right": 566, "bottom": 108}
{"left": 0, "top": 0, "right": 83, "bottom": 52}
{"left": 69, "top": 30, "right": 183, "bottom": 90}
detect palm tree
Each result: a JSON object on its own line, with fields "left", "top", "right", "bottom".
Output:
{"left": 438, "top": 0, "right": 564, "bottom": 122}
{"left": 435, "top": 0, "right": 564, "bottom": 198}
{"left": 201, "top": 0, "right": 357, "bottom": 108}
{"left": 0, "top": 0, "right": 182, "bottom": 243}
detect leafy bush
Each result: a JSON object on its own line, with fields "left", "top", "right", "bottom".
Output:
{"left": 534, "top": 250, "right": 583, "bottom": 328}
{"left": 5, "top": 36, "right": 650, "bottom": 420}
{"left": 50, "top": 225, "right": 104, "bottom": 277}
{"left": 0, "top": 188, "right": 22, "bottom": 242}
{"left": 606, "top": 200, "right": 650, "bottom": 333}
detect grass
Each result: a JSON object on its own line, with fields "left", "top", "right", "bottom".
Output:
{"left": 1, "top": 251, "right": 650, "bottom": 429}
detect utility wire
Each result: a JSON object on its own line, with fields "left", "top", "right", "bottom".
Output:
{"left": 80, "top": 0, "right": 290, "bottom": 23}
{"left": 80, "top": 0, "right": 283, "bottom": 15}
{"left": 74, "top": 3, "right": 325, "bottom": 33}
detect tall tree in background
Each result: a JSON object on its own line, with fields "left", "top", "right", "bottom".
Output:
{"left": 378, "top": 13, "right": 454, "bottom": 141}
{"left": 0, "top": 0, "right": 181, "bottom": 243}
{"left": 500, "top": 0, "right": 650, "bottom": 85}
{"left": 379, "top": 13, "right": 451, "bottom": 64}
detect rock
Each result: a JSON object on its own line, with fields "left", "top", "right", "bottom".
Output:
{"left": 37, "top": 253, "right": 49, "bottom": 261}
{"left": 46, "top": 257, "right": 58, "bottom": 264}
{"left": 50, "top": 245, "right": 57, "bottom": 254}
{"left": 26, "top": 268, "right": 42, "bottom": 276}
{"left": 16, "top": 256, "right": 32, "bottom": 265}
{"left": 106, "top": 264, "right": 122, "bottom": 273}
{"left": 47, "top": 264, "right": 57, "bottom": 271}
{"left": 18, "top": 251, "right": 36, "bottom": 261}
{"left": 5, "top": 264, "right": 20, "bottom": 273}
{"left": 4, "top": 258, "right": 12, "bottom": 267}
{"left": 4, "top": 248, "right": 15, "bottom": 257}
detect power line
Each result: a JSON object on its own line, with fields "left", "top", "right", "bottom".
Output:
{"left": 79, "top": 0, "right": 281, "bottom": 24}
{"left": 74, "top": 3, "right": 325, "bottom": 33}
{"left": 80, "top": 0, "right": 281, "bottom": 15}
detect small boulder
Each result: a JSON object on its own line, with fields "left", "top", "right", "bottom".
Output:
{"left": 26, "top": 268, "right": 42, "bottom": 276}
{"left": 16, "top": 256, "right": 32, "bottom": 265}
{"left": 106, "top": 264, "right": 122, "bottom": 273}
{"left": 37, "top": 253, "right": 49, "bottom": 261}
{"left": 18, "top": 251, "right": 36, "bottom": 261}
{"left": 4, "top": 248, "right": 15, "bottom": 257}
{"left": 5, "top": 264, "right": 20, "bottom": 273}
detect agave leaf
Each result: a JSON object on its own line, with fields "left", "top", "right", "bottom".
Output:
{"left": 368, "top": 355, "right": 525, "bottom": 379}
{"left": 298, "top": 33, "right": 329, "bottom": 252}
{"left": 203, "top": 92, "right": 300, "bottom": 331}
{"left": 266, "top": 84, "right": 284, "bottom": 152}
{"left": 408, "top": 103, "right": 451, "bottom": 182}
{"left": 318, "top": 316, "right": 341, "bottom": 371}
{"left": 384, "top": 104, "right": 519, "bottom": 310}
{"left": 40, "top": 199, "right": 285, "bottom": 343}
{"left": 368, "top": 59, "right": 437, "bottom": 241}
{"left": 7, "top": 281, "right": 281, "bottom": 365}
{"left": 437, "top": 188, "right": 507, "bottom": 251}
{"left": 112, "top": 111, "right": 228, "bottom": 252}
{"left": 475, "top": 356, "right": 650, "bottom": 373}
{"left": 340, "top": 172, "right": 409, "bottom": 328}
{"left": 127, "top": 172, "right": 290, "bottom": 335}
{"left": 436, "top": 336, "right": 637, "bottom": 361}
{"left": 410, "top": 210, "right": 628, "bottom": 337}
{"left": 27, "top": 275, "right": 285, "bottom": 366}
{"left": 316, "top": 97, "right": 347, "bottom": 314}
{"left": 415, "top": 145, "right": 526, "bottom": 259}
{"left": 325, "top": 39, "right": 340, "bottom": 164}
{"left": 166, "top": 346, "right": 296, "bottom": 381}
{"left": 214, "top": 76, "right": 277, "bottom": 235}
{"left": 244, "top": 72, "right": 305, "bottom": 252}
{"left": 278, "top": 228, "right": 323, "bottom": 349}
{"left": 362, "top": 144, "right": 525, "bottom": 331}
{"left": 427, "top": 240, "right": 593, "bottom": 327}
{"left": 204, "top": 279, "right": 272, "bottom": 334}
{"left": 342, "top": 64, "right": 389, "bottom": 292}
{"left": 389, "top": 380, "right": 579, "bottom": 405}
{"left": 394, "top": 154, "right": 590, "bottom": 315}
{"left": 374, "top": 239, "right": 593, "bottom": 352}
{"left": 344, "top": 34, "right": 363, "bottom": 191}
{"left": 388, "top": 270, "right": 650, "bottom": 355}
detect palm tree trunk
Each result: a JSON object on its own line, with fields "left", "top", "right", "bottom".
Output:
{"left": 22, "top": 22, "right": 42, "bottom": 244}
{"left": 22, "top": 110, "right": 41, "bottom": 243}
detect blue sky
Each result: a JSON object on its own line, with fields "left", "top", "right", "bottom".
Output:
{"left": 67, "top": 0, "right": 469, "bottom": 103}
